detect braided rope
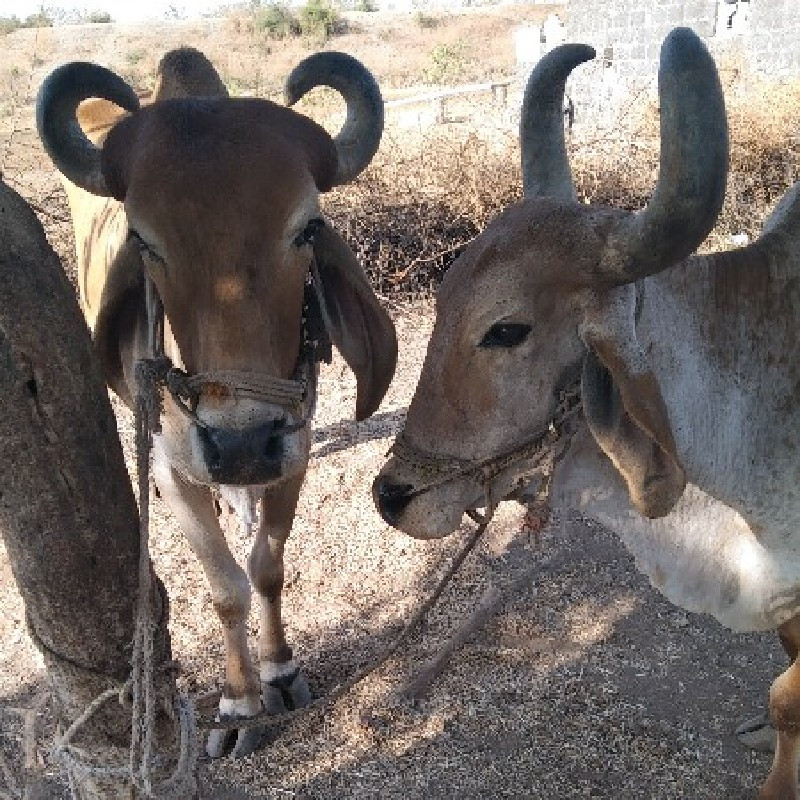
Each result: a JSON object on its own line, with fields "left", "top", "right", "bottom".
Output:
{"left": 390, "top": 382, "right": 584, "bottom": 501}
{"left": 129, "top": 360, "right": 199, "bottom": 798}
{"left": 185, "top": 370, "right": 306, "bottom": 406}
{"left": 50, "top": 357, "right": 199, "bottom": 798}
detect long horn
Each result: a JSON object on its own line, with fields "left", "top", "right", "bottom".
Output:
{"left": 604, "top": 28, "right": 729, "bottom": 282}
{"left": 285, "top": 51, "right": 383, "bottom": 187}
{"left": 36, "top": 62, "right": 139, "bottom": 196}
{"left": 520, "top": 43, "right": 595, "bottom": 201}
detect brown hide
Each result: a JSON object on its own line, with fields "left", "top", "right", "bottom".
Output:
{"left": 94, "top": 99, "right": 336, "bottom": 384}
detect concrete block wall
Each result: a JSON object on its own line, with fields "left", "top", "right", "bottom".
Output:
{"left": 746, "top": 0, "right": 800, "bottom": 77}
{"left": 566, "top": 0, "right": 800, "bottom": 77}
{"left": 563, "top": 0, "right": 800, "bottom": 116}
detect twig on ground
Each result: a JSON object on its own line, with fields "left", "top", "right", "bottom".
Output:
{"left": 195, "top": 520, "right": 489, "bottom": 732}
{"left": 390, "top": 237, "right": 475, "bottom": 283}
{"left": 396, "top": 564, "right": 541, "bottom": 701}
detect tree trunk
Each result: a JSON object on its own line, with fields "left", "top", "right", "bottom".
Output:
{"left": 0, "top": 181, "right": 177, "bottom": 797}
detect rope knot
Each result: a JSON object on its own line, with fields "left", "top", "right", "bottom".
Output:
{"left": 134, "top": 356, "right": 173, "bottom": 435}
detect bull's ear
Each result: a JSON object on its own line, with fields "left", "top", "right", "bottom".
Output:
{"left": 100, "top": 114, "right": 140, "bottom": 201}
{"left": 93, "top": 238, "right": 144, "bottom": 406}
{"left": 77, "top": 96, "right": 136, "bottom": 147}
{"left": 313, "top": 223, "right": 397, "bottom": 420}
{"left": 580, "top": 288, "right": 686, "bottom": 518}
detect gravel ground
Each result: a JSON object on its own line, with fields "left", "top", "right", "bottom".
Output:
{"left": 0, "top": 305, "right": 784, "bottom": 799}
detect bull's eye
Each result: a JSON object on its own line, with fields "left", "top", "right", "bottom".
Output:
{"left": 293, "top": 217, "right": 325, "bottom": 248}
{"left": 479, "top": 322, "right": 532, "bottom": 349}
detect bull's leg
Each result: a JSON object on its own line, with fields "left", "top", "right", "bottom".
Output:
{"left": 760, "top": 617, "right": 800, "bottom": 799}
{"left": 737, "top": 629, "right": 800, "bottom": 753}
{"left": 152, "top": 456, "right": 264, "bottom": 758}
{"left": 249, "top": 473, "right": 312, "bottom": 714}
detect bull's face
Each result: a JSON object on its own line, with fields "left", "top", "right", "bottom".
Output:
{"left": 38, "top": 50, "right": 398, "bottom": 488}
{"left": 374, "top": 202, "right": 592, "bottom": 536}
{"left": 109, "top": 103, "right": 325, "bottom": 485}
{"left": 375, "top": 29, "right": 729, "bottom": 537}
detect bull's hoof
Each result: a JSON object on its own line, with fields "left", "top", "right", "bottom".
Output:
{"left": 736, "top": 712, "right": 777, "bottom": 753}
{"left": 261, "top": 661, "right": 313, "bottom": 714}
{"left": 206, "top": 696, "right": 265, "bottom": 760}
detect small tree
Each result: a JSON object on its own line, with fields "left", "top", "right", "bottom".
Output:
{"left": 0, "top": 181, "right": 190, "bottom": 796}
{"left": 22, "top": 8, "right": 53, "bottom": 28}
{"left": 86, "top": 10, "right": 113, "bottom": 23}
{"left": 298, "top": 0, "right": 343, "bottom": 41}
{"left": 254, "top": 4, "right": 300, "bottom": 38}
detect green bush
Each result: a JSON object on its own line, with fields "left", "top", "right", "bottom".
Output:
{"left": 22, "top": 10, "right": 53, "bottom": 28}
{"left": 86, "top": 10, "right": 113, "bottom": 23}
{"left": 253, "top": 4, "right": 300, "bottom": 38}
{"left": 298, "top": 0, "right": 342, "bottom": 40}
{"left": 413, "top": 11, "right": 438, "bottom": 29}
{"left": 355, "top": 0, "right": 377, "bottom": 11}
{"left": 0, "top": 16, "right": 21, "bottom": 35}
{"left": 126, "top": 49, "right": 146, "bottom": 65}
{"left": 425, "top": 40, "right": 467, "bottom": 85}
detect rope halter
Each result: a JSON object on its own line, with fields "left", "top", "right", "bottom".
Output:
{"left": 137, "top": 248, "right": 332, "bottom": 437}
{"left": 389, "top": 381, "right": 584, "bottom": 519}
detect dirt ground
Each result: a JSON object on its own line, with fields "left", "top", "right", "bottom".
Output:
{"left": 0, "top": 305, "right": 785, "bottom": 800}
{"left": 0, "top": 13, "right": 790, "bottom": 800}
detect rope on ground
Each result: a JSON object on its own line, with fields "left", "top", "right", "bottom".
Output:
{"left": 194, "top": 513, "right": 491, "bottom": 733}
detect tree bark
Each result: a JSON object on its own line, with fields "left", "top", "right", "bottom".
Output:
{"left": 0, "top": 180, "right": 174, "bottom": 797}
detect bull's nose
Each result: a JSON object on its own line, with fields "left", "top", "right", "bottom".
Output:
{"left": 193, "top": 420, "right": 289, "bottom": 485}
{"left": 372, "top": 476, "right": 414, "bottom": 527}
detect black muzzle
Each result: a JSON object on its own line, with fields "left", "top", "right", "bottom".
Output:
{"left": 372, "top": 476, "right": 414, "bottom": 527}
{"left": 193, "top": 419, "right": 301, "bottom": 484}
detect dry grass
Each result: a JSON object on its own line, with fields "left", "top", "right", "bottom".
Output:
{"left": 327, "top": 123, "right": 522, "bottom": 299}
{"left": 320, "top": 71, "right": 800, "bottom": 301}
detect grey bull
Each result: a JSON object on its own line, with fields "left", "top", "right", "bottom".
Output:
{"left": 374, "top": 28, "right": 800, "bottom": 798}
{"left": 37, "top": 47, "right": 397, "bottom": 757}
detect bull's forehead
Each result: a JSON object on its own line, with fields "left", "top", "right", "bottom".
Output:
{"left": 104, "top": 98, "right": 334, "bottom": 238}
{"left": 438, "top": 198, "right": 611, "bottom": 312}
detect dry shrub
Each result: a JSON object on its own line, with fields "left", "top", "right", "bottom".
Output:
{"left": 343, "top": 72, "right": 800, "bottom": 305}
{"left": 325, "top": 127, "right": 521, "bottom": 300}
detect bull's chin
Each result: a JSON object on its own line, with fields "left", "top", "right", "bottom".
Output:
{"left": 387, "top": 500, "right": 471, "bottom": 540}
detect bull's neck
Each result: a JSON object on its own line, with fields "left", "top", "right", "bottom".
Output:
{"left": 625, "top": 251, "right": 796, "bottom": 524}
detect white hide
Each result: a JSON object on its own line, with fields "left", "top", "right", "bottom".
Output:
{"left": 554, "top": 198, "right": 800, "bottom": 633}
{"left": 554, "top": 426, "right": 800, "bottom": 632}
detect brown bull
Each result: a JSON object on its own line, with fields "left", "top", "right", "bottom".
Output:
{"left": 37, "top": 47, "right": 397, "bottom": 758}
{"left": 375, "top": 29, "right": 800, "bottom": 797}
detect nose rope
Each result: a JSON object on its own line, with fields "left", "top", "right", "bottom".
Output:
{"left": 138, "top": 253, "right": 331, "bottom": 433}
{"left": 389, "top": 382, "right": 583, "bottom": 506}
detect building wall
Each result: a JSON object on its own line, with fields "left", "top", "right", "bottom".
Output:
{"left": 565, "top": 0, "right": 800, "bottom": 81}
{"left": 746, "top": 0, "right": 800, "bottom": 77}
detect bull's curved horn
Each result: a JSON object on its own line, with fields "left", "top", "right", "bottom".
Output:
{"left": 520, "top": 43, "right": 595, "bottom": 200}
{"left": 605, "top": 28, "right": 729, "bottom": 282}
{"left": 285, "top": 51, "right": 383, "bottom": 187}
{"left": 36, "top": 62, "right": 139, "bottom": 197}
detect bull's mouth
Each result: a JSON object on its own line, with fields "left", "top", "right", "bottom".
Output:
{"left": 374, "top": 383, "right": 583, "bottom": 537}
{"left": 373, "top": 456, "right": 545, "bottom": 539}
